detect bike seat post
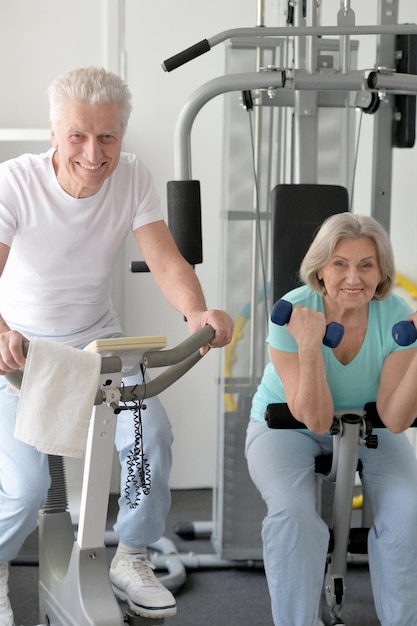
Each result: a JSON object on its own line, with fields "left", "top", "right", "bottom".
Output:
{"left": 325, "top": 412, "right": 363, "bottom": 620}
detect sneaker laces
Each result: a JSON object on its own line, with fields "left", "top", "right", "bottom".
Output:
{"left": 124, "top": 555, "right": 162, "bottom": 589}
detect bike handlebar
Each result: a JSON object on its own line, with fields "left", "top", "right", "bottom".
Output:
{"left": 265, "top": 401, "right": 417, "bottom": 430}
{"left": 4, "top": 326, "right": 216, "bottom": 406}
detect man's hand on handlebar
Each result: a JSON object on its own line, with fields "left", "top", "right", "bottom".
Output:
{"left": 187, "top": 309, "right": 234, "bottom": 355}
{"left": 0, "top": 330, "right": 28, "bottom": 375}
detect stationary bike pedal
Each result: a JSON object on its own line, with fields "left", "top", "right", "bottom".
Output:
{"left": 124, "top": 608, "right": 165, "bottom": 624}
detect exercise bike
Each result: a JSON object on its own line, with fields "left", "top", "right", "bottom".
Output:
{"left": 6, "top": 326, "right": 214, "bottom": 626}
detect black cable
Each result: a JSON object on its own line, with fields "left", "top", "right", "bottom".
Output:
{"left": 121, "top": 366, "right": 152, "bottom": 508}
{"left": 243, "top": 94, "right": 270, "bottom": 327}
{"left": 349, "top": 109, "right": 364, "bottom": 212}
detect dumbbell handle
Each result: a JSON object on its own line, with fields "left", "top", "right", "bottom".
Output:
{"left": 392, "top": 320, "right": 417, "bottom": 346}
{"left": 271, "top": 299, "right": 344, "bottom": 349}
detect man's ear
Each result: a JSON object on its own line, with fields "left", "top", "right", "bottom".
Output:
{"left": 50, "top": 123, "right": 58, "bottom": 148}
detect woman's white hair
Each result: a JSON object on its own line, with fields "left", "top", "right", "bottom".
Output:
{"left": 299, "top": 212, "right": 395, "bottom": 300}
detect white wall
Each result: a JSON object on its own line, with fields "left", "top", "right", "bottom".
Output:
{"left": 1, "top": 0, "right": 417, "bottom": 488}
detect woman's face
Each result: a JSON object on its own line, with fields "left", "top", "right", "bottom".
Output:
{"left": 317, "top": 236, "right": 382, "bottom": 310}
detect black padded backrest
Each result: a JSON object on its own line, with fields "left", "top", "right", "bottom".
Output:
{"left": 271, "top": 184, "right": 349, "bottom": 302}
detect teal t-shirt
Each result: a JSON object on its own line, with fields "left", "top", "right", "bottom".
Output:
{"left": 250, "top": 285, "right": 414, "bottom": 422}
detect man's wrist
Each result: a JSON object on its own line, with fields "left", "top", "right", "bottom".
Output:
{"left": 0, "top": 316, "right": 10, "bottom": 333}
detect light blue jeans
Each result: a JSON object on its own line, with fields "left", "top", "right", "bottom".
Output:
{"left": 0, "top": 353, "right": 173, "bottom": 562}
{"left": 246, "top": 419, "right": 417, "bottom": 626}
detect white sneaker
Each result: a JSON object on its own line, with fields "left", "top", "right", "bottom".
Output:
{"left": 0, "top": 564, "right": 14, "bottom": 626}
{"left": 109, "top": 554, "right": 177, "bottom": 618}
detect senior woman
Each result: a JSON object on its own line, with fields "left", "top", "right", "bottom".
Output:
{"left": 246, "top": 213, "right": 417, "bottom": 626}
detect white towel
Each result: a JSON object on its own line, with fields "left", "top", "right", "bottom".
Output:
{"left": 14, "top": 337, "right": 102, "bottom": 458}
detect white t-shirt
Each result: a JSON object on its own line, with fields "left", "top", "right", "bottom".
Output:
{"left": 0, "top": 148, "right": 163, "bottom": 346}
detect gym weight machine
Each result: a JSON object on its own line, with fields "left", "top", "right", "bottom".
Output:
{"left": 154, "top": 1, "right": 417, "bottom": 623}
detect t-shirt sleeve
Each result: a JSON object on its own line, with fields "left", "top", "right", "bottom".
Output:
{"left": 0, "top": 201, "right": 16, "bottom": 247}
{"left": 0, "top": 161, "right": 19, "bottom": 246}
{"left": 266, "top": 287, "right": 317, "bottom": 353}
{"left": 382, "top": 294, "right": 416, "bottom": 354}
{"left": 267, "top": 316, "right": 298, "bottom": 353}
{"left": 131, "top": 158, "right": 163, "bottom": 231}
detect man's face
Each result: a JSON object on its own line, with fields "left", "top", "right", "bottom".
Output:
{"left": 51, "top": 99, "right": 124, "bottom": 198}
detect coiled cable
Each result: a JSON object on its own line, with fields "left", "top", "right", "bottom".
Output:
{"left": 121, "top": 365, "right": 152, "bottom": 508}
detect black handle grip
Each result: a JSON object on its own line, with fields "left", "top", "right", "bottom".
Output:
{"left": 130, "top": 261, "right": 150, "bottom": 273}
{"left": 265, "top": 403, "right": 307, "bottom": 429}
{"left": 270, "top": 299, "right": 344, "bottom": 349}
{"left": 162, "top": 39, "right": 211, "bottom": 72}
{"left": 167, "top": 180, "right": 203, "bottom": 265}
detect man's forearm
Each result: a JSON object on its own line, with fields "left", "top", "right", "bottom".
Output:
{"left": 153, "top": 258, "right": 208, "bottom": 320}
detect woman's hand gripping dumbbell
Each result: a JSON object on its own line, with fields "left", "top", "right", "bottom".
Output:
{"left": 271, "top": 299, "right": 344, "bottom": 348}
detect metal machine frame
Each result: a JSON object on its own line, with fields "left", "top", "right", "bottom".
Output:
{"left": 164, "top": 0, "right": 417, "bottom": 558}
{"left": 159, "top": 2, "right": 417, "bottom": 623}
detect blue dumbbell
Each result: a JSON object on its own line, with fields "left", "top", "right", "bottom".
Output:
{"left": 271, "top": 299, "right": 344, "bottom": 349}
{"left": 392, "top": 320, "right": 417, "bottom": 346}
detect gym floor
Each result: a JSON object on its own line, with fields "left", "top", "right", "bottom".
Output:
{"left": 10, "top": 489, "right": 379, "bottom": 626}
